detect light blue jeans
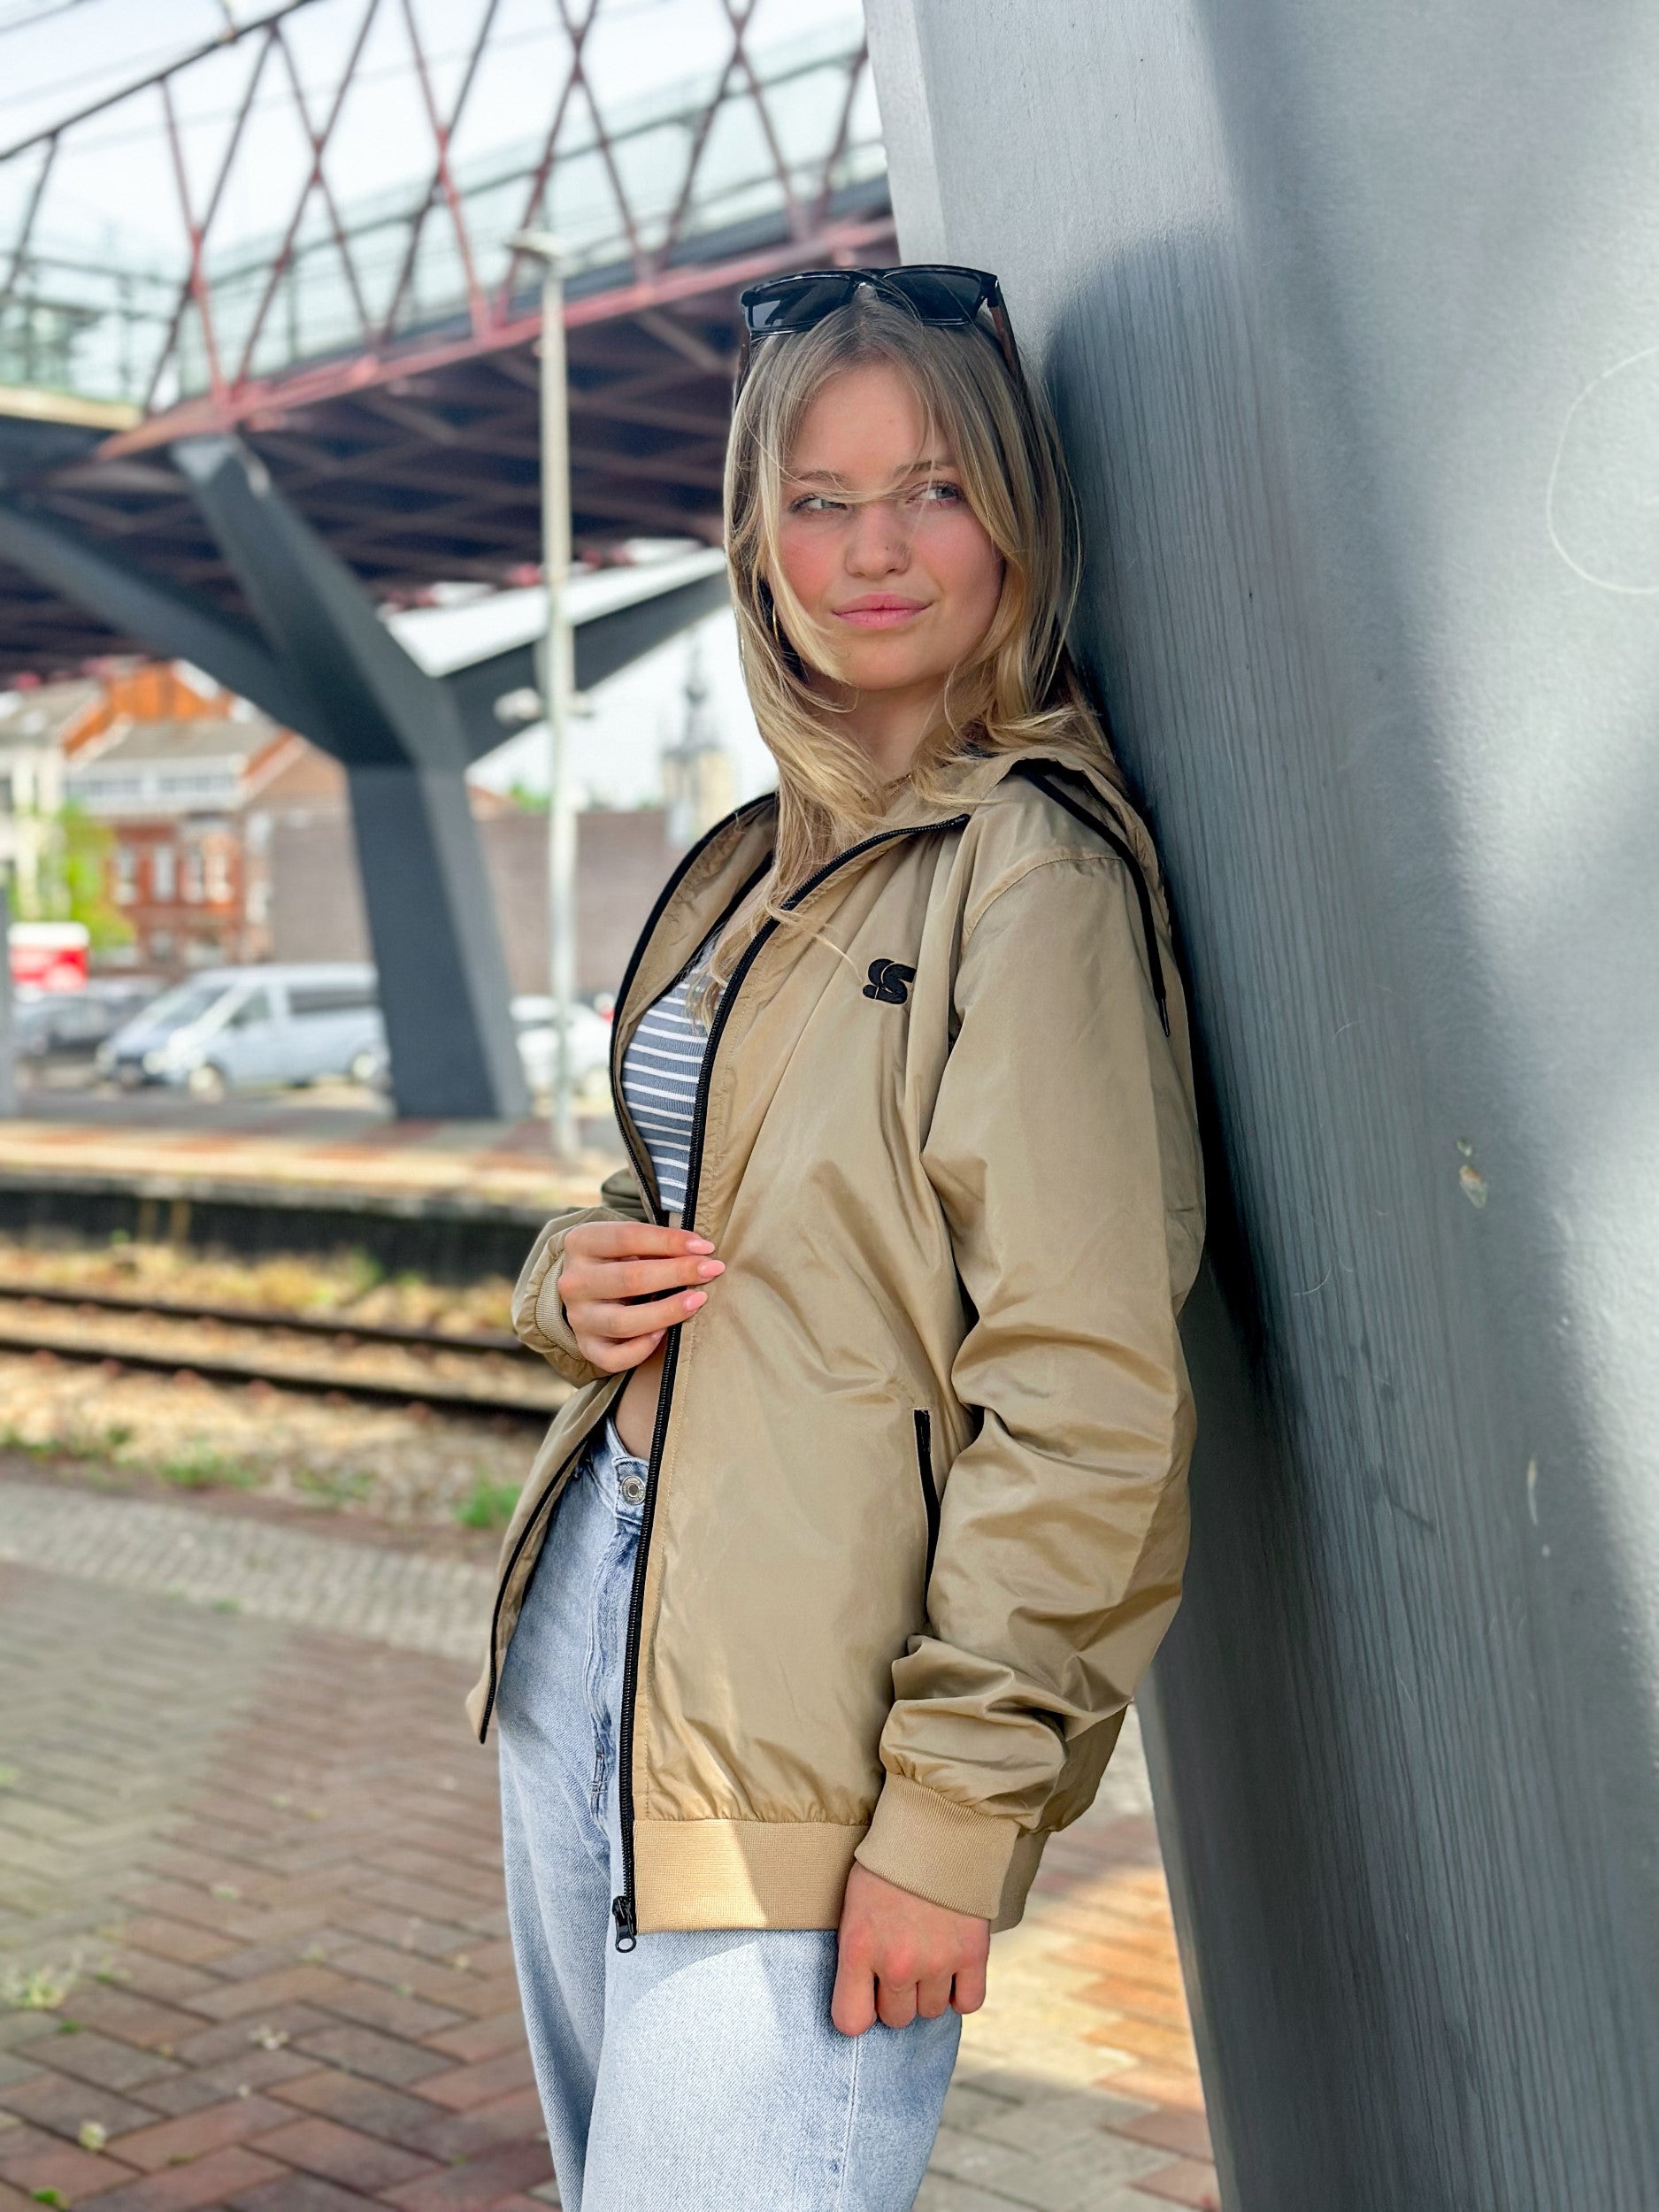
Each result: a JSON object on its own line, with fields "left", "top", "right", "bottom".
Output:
{"left": 496, "top": 1418, "right": 961, "bottom": 2212}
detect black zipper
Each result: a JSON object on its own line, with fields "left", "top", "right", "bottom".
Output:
{"left": 610, "top": 811, "right": 971, "bottom": 1949}
{"left": 609, "top": 794, "right": 779, "bottom": 1223}
{"left": 475, "top": 803, "right": 777, "bottom": 1746}
{"left": 472, "top": 1390, "right": 619, "bottom": 1741}
{"left": 913, "top": 1408, "right": 940, "bottom": 1583}
{"left": 1010, "top": 761, "right": 1171, "bottom": 1037}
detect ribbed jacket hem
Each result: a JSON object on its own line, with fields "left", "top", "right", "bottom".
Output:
{"left": 634, "top": 1818, "right": 864, "bottom": 1932}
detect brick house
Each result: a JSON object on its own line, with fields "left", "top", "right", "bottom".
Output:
{"left": 62, "top": 665, "right": 325, "bottom": 972}
{"left": 267, "top": 795, "right": 687, "bottom": 998}
{"left": 0, "top": 678, "right": 95, "bottom": 913}
{"left": 45, "top": 661, "right": 696, "bottom": 995}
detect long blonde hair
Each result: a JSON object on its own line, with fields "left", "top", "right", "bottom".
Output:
{"left": 703, "top": 285, "right": 1120, "bottom": 1005}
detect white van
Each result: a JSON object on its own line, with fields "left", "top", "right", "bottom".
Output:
{"left": 98, "top": 964, "right": 383, "bottom": 1098}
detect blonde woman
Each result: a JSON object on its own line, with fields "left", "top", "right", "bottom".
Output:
{"left": 470, "top": 266, "right": 1204, "bottom": 2212}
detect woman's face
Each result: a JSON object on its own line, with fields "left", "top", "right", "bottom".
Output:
{"left": 773, "top": 361, "right": 1004, "bottom": 706}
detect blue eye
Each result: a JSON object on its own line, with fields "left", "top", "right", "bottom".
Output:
{"left": 915, "top": 480, "right": 964, "bottom": 503}
{"left": 789, "top": 494, "right": 844, "bottom": 514}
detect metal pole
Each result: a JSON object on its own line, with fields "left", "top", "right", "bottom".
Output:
{"left": 512, "top": 228, "right": 578, "bottom": 1158}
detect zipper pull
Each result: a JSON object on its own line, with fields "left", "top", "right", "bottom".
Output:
{"left": 611, "top": 1894, "right": 638, "bottom": 1952}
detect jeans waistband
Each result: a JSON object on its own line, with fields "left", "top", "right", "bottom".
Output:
{"left": 582, "top": 1414, "right": 648, "bottom": 1526}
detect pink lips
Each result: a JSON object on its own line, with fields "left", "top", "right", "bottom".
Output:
{"left": 833, "top": 596, "right": 929, "bottom": 629}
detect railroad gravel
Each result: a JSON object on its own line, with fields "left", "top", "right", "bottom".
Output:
{"left": 0, "top": 1234, "right": 519, "bottom": 1335}
{"left": 0, "top": 1349, "right": 542, "bottom": 1528}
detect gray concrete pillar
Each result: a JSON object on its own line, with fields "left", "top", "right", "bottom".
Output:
{"left": 868, "top": 4, "right": 1659, "bottom": 2205}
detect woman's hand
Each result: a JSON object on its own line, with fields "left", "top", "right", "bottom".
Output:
{"left": 831, "top": 1862, "right": 990, "bottom": 2036}
{"left": 557, "top": 1221, "right": 724, "bottom": 1374}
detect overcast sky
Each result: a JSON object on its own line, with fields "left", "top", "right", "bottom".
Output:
{"left": 0, "top": 0, "right": 871, "bottom": 257}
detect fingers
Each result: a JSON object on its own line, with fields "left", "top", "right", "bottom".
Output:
{"left": 830, "top": 1941, "right": 877, "bottom": 2039}
{"left": 575, "top": 1254, "right": 725, "bottom": 1302}
{"left": 574, "top": 1327, "right": 664, "bottom": 1374}
{"left": 875, "top": 1974, "right": 919, "bottom": 2031}
{"left": 566, "top": 1222, "right": 716, "bottom": 1260}
{"left": 832, "top": 1955, "right": 983, "bottom": 2036}
{"left": 949, "top": 1956, "right": 987, "bottom": 2016}
{"left": 914, "top": 1971, "right": 956, "bottom": 2021}
{"left": 582, "top": 1288, "right": 709, "bottom": 1343}
{"left": 558, "top": 1228, "right": 725, "bottom": 1375}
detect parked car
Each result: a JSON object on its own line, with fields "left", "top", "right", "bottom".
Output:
{"left": 96, "top": 964, "right": 383, "bottom": 1097}
{"left": 12, "top": 979, "right": 159, "bottom": 1060}
{"left": 355, "top": 995, "right": 612, "bottom": 1101}
{"left": 8, "top": 920, "right": 89, "bottom": 993}
{"left": 510, "top": 996, "right": 614, "bottom": 1097}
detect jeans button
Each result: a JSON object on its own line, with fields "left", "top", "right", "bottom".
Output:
{"left": 618, "top": 1473, "right": 646, "bottom": 1504}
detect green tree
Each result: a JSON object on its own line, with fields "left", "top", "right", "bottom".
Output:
{"left": 19, "top": 804, "right": 133, "bottom": 951}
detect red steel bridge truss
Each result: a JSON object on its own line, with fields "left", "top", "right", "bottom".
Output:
{"left": 0, "top": 0, "right": 892, "bottom": 676}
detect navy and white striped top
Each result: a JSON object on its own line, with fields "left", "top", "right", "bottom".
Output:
{"left": 619, "top": 929, "right": 719, "bottom": 1217}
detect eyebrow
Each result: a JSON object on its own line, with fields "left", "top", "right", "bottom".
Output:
{"left": 786, "top": 456, "right": 957, "bottom": 486}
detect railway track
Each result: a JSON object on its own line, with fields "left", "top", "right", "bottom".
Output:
{"left": 0, "top": 1279, "right": 566, "bottom": 1424}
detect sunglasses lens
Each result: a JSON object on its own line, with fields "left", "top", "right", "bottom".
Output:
{"left": 741, "top": 273, "right": 859, "bottom": 334}
{"left": 880, "top": 269, "right": 991, "bottom": 322}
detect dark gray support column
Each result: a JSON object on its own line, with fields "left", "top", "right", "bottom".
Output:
{"left": 172, "top": 438, "right": 526, "bottom": 1121}
{"left": 869, "top": 4, "right": 1659, "bottom": 2208}
{"left": 446, "top": 565, "right": 731, "bottom": 760}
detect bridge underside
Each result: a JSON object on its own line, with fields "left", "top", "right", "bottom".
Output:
{"left": 0, "top": 191, "right": 895, "bottom": 682}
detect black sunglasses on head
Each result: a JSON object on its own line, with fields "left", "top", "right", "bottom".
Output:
{"left": 735, "top": 265, "right": 1022, "bottom": 389}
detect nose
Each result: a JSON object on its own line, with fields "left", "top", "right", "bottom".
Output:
{"left": 843, "top": 496, "right": 911, "bottom": 578}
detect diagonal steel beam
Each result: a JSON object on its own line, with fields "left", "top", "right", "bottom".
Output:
{"left": 142, "top": 26, "right": 281, "bottom": 413}
{"left": 233, "top": 2, "right": 382, "bottom": 387}
{"left": 171, "top": 433, "right": 527, "bottom": 1119}
{"left": 496, "top": 0, "right": 600, "bottom": 314}
{"left": 382, "top": 0, "right": 503, "bottom": 345}
{"left": 442, "top": 558, "right": 731, "bottom": 758}
{"left": 0, "top": 499, "right": 316, "bottom": 730}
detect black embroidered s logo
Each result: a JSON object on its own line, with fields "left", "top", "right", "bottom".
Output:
{"left": 862, "top": 957, "right": 916, "bottom": 1005}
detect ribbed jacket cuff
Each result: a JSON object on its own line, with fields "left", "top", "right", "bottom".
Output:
{"left": 511, "top": 1221, "right": 604, "bottom": 1386}
{"left": 853, "top": 1773, "right": 1021, "bottom": 1921}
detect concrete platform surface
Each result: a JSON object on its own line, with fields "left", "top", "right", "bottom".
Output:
{"left": 0, "top": 1103, "right": 610, "bottom": 1217}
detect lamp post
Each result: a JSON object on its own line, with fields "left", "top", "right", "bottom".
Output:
{"left": 510, "top": 227, "right": 578, "bottom": 1160}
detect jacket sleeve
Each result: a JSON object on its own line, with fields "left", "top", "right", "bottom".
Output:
{"left": 853, "top": 849, "right": 1205, "bottom": 1921}
{"left": 511, "top": 1161, "right": 653, "bottom": 1386}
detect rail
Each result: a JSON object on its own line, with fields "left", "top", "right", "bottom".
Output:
{"left": 0, "top": 1279, "right": 566, "bottom": 1422}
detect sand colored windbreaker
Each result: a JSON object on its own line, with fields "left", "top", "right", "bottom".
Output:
{"left": 467, "top": 749, "right": 1204, "bottom": 1944}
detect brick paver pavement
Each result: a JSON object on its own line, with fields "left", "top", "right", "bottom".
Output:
{"left": 0, "top": 1480, "right": 1217, "bottom": 2211}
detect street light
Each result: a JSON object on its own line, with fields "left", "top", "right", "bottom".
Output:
{"left": 510, "top": 227, "right": 578, "bottom": 1160}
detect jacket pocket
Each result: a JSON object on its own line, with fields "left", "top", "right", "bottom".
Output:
{"left": 913, "top": 1409, "right": 941, "bottom": 1582}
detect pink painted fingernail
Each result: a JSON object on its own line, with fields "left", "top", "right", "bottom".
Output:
{"left": 687, "top": 1236, "right": 716, "bottom": 1252}
{"left": 685, "top": 1290, "right": 708, "bottom": 1310}
{"left": 696, "top": 1260, "right": 725, "bottom": 1278}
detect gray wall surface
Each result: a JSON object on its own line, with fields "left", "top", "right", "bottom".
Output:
{"left": 866, "top": 4, "right": 1659, "bottom": 2207}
